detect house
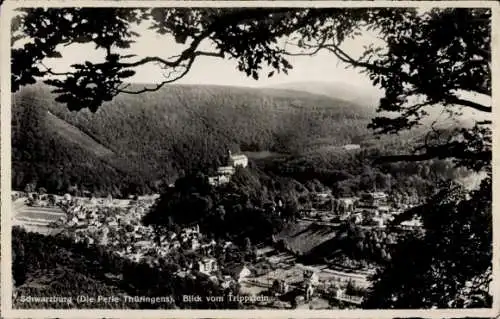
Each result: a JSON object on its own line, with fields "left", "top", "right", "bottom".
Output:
{"left": 133, "top": 233, "right": 143, "bottom": 239}
{"left": 351, "top": 212, "right": 363, "bottom": 224}
{"left": 334, "top": 287, "right": 346, "bottom": 299}
{"left": 221, "top": 275, "right": 235, "bottom": 289}
{"left": 378, "top": 206, "right": 390, "bottom": 214}
{"left": 198, "top": 257, "right": 219, "bottom": 275}
{"left": 98, "top": 234, "right": 109, "bottom": 245}
{"left": 208, "top": 176, "right": 217, "bottom": 186}
{"left": 303, "top": 269, "right": 320, "bottom": 286}
{"left": 372, "top": 216, "right": 385, "bottom": 228}
{"left": 314, "top": 192, "right": 331, "bottom": 200}
{"left": 337, "top": 197, "right": 357, "bottom": 212}
{"left": 168, "top": 231, "right": 177, "bottom": 240}
{"left": 191, "top": 238, "right": 201, "bottom": 251}
{"left": 217, "top": 166, "right": 236, "bottom": 176}
{"left": 228, "top": 151, "right": 248, "bottom": 168}
{"left": 209, "top": 175, "right": 230, "bottom": 186}
{"left": 371, "top": 192, "right": 388, "bottom": 200}
{"left": 77, "top": 211, "right": 86, "bottom": 220}
{"left": 224, "top": 264, "right": 252, "bottom": 282}
{"left": 343, "top": 144, "right": 361, "bottom": 151}
{"left": 400, "top": 218, "right": 423, "bottom": 229}
{"left": 271, "top": 279, "right": 289, "bottom": 295}
{"left": 201, "top": 239, "right": 216, "bottom": 253}
{"left": 361, "top": 192, "right": 388, "bottom": 206}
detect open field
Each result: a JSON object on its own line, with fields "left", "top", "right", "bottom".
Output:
{"left": 12, "top": 197, "right": 66, "bottom": 234}
{"left": 17, "top": 208, "right": 65, "bottom": 222}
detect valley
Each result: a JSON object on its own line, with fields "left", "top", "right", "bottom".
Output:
{"left": 11, "top": 82, "right": 485, "bottom": 310}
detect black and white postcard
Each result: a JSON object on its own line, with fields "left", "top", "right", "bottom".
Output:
{"left": 1, "top": 1, "right": 498, "bottom": 318}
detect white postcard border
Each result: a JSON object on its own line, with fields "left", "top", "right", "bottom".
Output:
{"left": 1, "top": 1, "right": 499, "bottom": 318}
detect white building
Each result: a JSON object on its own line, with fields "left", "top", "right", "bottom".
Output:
{"left": 343, "top": 144, "right": 361, "bottom": 151}
{"left": 228, "top": 151, "right": 248, "bottom": 168}
{"left": 198, "top": 257, "right": 219, "bottom": 275}
{"left": 372, "top": 216, "right": 385, "bottom": 227}
{"left": 208, "top": 175, "right": 231, "bottom": 186}
{"left": 217, "top": 166, "right": 236, "bottom": 176}
{"left": 401, "top": 218, "right": 423, "bottom": 229}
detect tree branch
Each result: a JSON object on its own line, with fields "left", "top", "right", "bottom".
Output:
{"left": 120, "top": 9, "right": 294, "bottom": 70}
{"left": 40, "top": 63, "right": 73, "bottom": 76}
{"left": 118, "top": 66, "right": 190, "bottom": 95}
{"left": 468, "top": 87, "right": 490, "bottom": 97}
{"left": 328, "top": 44, "right": 492, "bottom": 113}
{"left": 282, "top": 36, "right": 327, "bottom": 57}
{"left": 118, "top": 49, "right": 223, "bottom": 95}
{"left": 446, "top": 96, "right": 492, "bottom": 113}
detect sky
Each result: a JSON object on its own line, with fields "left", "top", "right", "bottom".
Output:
{"left": 40, "top": 19, "right": 382, "bottom": 95}
{"left": 24, "top": 13, "right": 490, "bottom": 119}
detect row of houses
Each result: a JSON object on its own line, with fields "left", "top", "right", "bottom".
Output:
{"left": 305, "top": 191, "right": 424, "bottom": 229}
{"left": 57, "top": 196, "right": 249, "bottom": 270}
{"left": 266, "top": 267, "right": 364, "bottom": 305}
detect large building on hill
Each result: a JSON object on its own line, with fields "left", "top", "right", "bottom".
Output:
{"left": 208, "top": 150, "right": 249, "bottom": 186}
{"left": 228, "top": 151, "right": 248, "bottom": 168}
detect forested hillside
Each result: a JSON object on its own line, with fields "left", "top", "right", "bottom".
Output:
{"left": 12, "top": 83, "right": 476, "bottom": 199}
{"left": 12, "top": 83, "right": 374, "bottom": 197}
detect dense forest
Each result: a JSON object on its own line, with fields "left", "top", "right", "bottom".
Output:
{"left": 12, "top": 83, "right": 373, "bottom": 197}
{"left": 262, "top": 141, "right": 475, "bottom": 200}
{"left": 12, "top": 83, "right": 473, "bottom": 200}
{"left": 142, "top": 167, "right": 299, "bottom": 245}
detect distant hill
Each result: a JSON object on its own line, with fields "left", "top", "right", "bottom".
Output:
{"left": 269, "top": 81, "right": 489, "bottom": 129}
{"left": 14, "top": 81, "right": 482, "bottom": 197}
{"left": 12, "top": 83, "right": 374, "bottom": 197}
{"left": 268, "top": 81, "right": 382, "bottom": 110}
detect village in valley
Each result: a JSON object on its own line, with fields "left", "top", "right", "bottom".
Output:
{"left": 12, "top": 149, "right": 424, "bottom": 309}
